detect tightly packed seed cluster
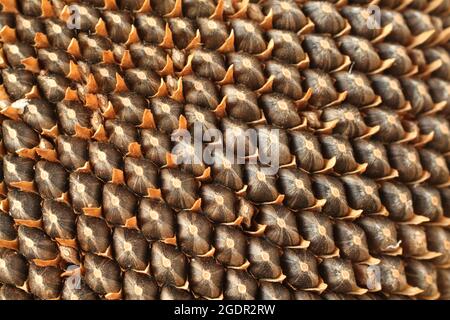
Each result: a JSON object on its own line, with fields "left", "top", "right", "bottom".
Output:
{"left": 0, "top": 0, "right": 449, "bottom": 300}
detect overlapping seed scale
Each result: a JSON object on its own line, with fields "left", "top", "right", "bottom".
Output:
{"left": 0, "top": 0, "right": 449, "bottom": 300}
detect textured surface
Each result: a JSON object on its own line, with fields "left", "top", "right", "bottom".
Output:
{"left": 0, "top": 0, "right": 449, "bottom": 300}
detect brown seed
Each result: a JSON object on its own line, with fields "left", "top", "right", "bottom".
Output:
{"left": 420, "top": 148, "right": 449, "bottom": 185}
{"left": 245, "top": 164, "right": 279, "bottom": 203}
{"left": 7, "top": 189, "right": 41, "bottom": 222}
{"left": 103, "top": 183, "right": 137, "bottom": 226}
{"left": 376, "top": 43, "right": 413, "bottom": 76}
{"left": 341, "top": 6, "right": 382, "bottom": 40}
{"left": 262, "top": 0, "right": 306, "bottom": 32}
{"left": 35, "top": 161, "right": 69, "bottom": 199}
{"left": 177, "top": 210, "right": 212, "bottom": 256}
{"left": 357, "top": 216, "right": 399, "bottom": 255}
{"left": 281, "top": 248, "right": 319, "bottom": 289}
{"left": 161, "top": 169, "right": 199, "bottom": 210}
{"left": 425, "top": 47, "right": 450, "bottom": 80}
{"left": 221, "top": 84, "right": 261, "bottom": 122}
{"left": 377, "top": 256, "right": 409, "bottom": 293}
{"left": 138, "top": 199, "right": 175, "bottom": 241}
{"left": 258, "top": 205, "right": 301, "bottom": 247}
{"left": 427, "top": 78, "right": 450, "bottom": 115}
{"left": 303, "top": 1, "right": 346, "bottom": 35}
{"left": 56, "top": 135, "right": 89, "bottom": 171}
{"left": 303, "top": 35, "right": 345, "bottom": 71}
{"left": 341, "top": 175, "right": 382, "bottom": 214}
{"left": 62, "top": 277, "right": 98, "bottom": 300}
{"left": 201, "top": 184, "right": 236, "bottom": 223}
{"left": 15, "top": 15, "right": 44, "bottom": 44}
{"left": 258, "top": 281, "right": 292, "bottom": 300}
{"left": 123, "top": 68, "right": 161, "bottom": 97}
{"left": 83, "top": 253, "right": 122, "bottom": 296}
{"left": 297, "top": 211, "right": 336, "bottom": 256}
{"left": 438, "top": 269, "right": 450, "bottom": 300}
{"left": 78, "top": 33, "right": 113, "bottom": 64}
{"left": 290, "top": 131, "right": 325, "bottom": 172}
{"left": 149, "top": 98, "right": 182, "bottom": 134}
{"left": 411, "top": 185, "right": 443, "bottom": 222}
{"left": 134, "top": 13, "right": 166, "bottom": 45}
{"left": 0, "top": 248, "right": 28, "bottom": 287}
{"left": 150, "top": 241, "right": 187, "bottom": 287}
{"left": 123, "top": 270, "right": 158, "bottom": 300}
{"left": 224, "top": 269, "right": 258, "bottom": 300}
{"left": 183, "top": 75, "right": 219, "bottom": 110}
{"left": 379, "top": 181, "right": 415, "bottom": 222}
{"left": 191, "top": 49, "right": 227, "bottom": 82}
{"left": 21, "top": 99, "right": 57, "bottom": 133}
{"left": 57, "top": 100, "right": 92, "bottom": 136}
{"left": 3, "top": 42, "right": 36, "bottom": 68}
{"left": 141, "top": 129, "right": 172, "bottom": 167}
{"left": 3, "top": 154, "right": 35, "bottom": 187}
{"left": 0, "top": 284, "right": 33, "bottom": 300}
{"left": 371, "top": 74, "right": 406, "bottom": 110}
{"left": 429, "top": 228, "right": 450, "bottom": 268}
{"left": 227, "top": 52, "right": 265, "bottom": 90}
{"left": 129, "top": 42, "right": 167, "bottom": 72}
{"left": 18, "top": 0, "right": 44, "bottom": 16}
{"left": 322, "top": 104, "right": 368, "bottom": 138}
{"left": 189, "top": 257, "right": 224, "bottom": 299}
{"left": 28, "top": 263, "right": 62, "bottom": 300}
{"left": 320, "top": 134, "right": 358, "bottom": 174}
{"left": 260, "top": 93, "right": 303, "bottom": 129}
{"left": 108, "top": 92, "right": 148, "bottom": 125}
{"left": 42, "top": 199, "right": 76, "bottom": 241}
{"left": 405, "top": 260, "right": 439, "bottom": 299}
{"left": 266, "top": 60, "right": 303, "bottom": 99}
{"left": 387, "top": 144, "right": 424, "bottom": 183}
{"left": 319, "top": 258, "right": 359, "bottom": 294}
{"left": 278, "top": 168, "right": 316, "bottom": 210}
{"left": 213, "top": 225, "right": 246, "bottom": 267}
{"left": 89, "top": 141, "right": 123, "bottom": 181}
{"left": 266, "top": 29, "right": 305, "bottom": 65}
{"left": 197, "top": 18, "right": 230, "bottom": 51}
{"left": 18, "top": 225, "right": 58, "bottom": 262}
{"left": 102, "top": 11, "right": 132, "bottom": 44}
{"left": 0, "top": 213, "right": 17, "bottom": 243}
{"left": 312, "top": 175, "right": 350, "bottom": 218}
{"left": 334, "top": 220, "right": 371, "bottom": 263}
{"left": 398, "top": 225, "right": 428, "bottom": 257}
{"left": 418, "top": 116, "right": 450, "bottom": 152}
{"left": 77, "top": 215, "right": 111, "bottom": 254}
{"left": 169, "top": 18, "right": 197, "bottom": 50}
{"left": 44, "top": 19, "right": 74, "bottom": 50}
{"left": 403, "top": 9, "right": 435, "bottom": 38}
{"left": 2, "top": 119, "right": 39, "bottom": 154}
{"left": 105, "top": 119, "right": 139, "bottom": 155}
{"left": 112, "top": 227, "right": 148, "bottom": 271}
{"left": 2, "top": 69, "right": 35, "bottom": 100}
{"left": 183, "top": 0, "right": 216, "bottom": 18}
{"left": 334, "top": 71, "right": 376, "bottom": 106}
{"left": 338, "top": 36, "right": 381, "bottom": 73}
{"left": 231, "top": 19, "right": 266, "bottom": 55}
{"left": 353, "top": 139, "right": 391, "bottom": 179}
{"left": 160, "top": 285, "right": 193, "bottom": 300}
{"left": 91, "top": 63, "right": 122, "bottom": 93}
{"left": 247, "top": 237, "right": 282, "bottom": 280}
{"left": 381, "top": 10, "right": 412, "bottom": 46}
{"left": 124, "top": 157, "right": 158, "bottom": 196}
